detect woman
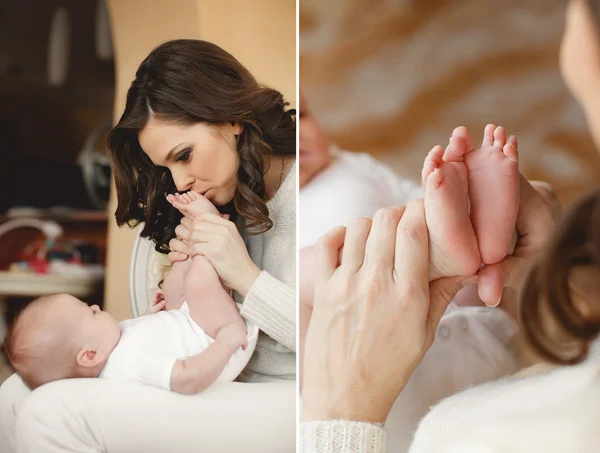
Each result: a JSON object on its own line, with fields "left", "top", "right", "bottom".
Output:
{"left": 0, "top": 40, "right": 296, "bottom": 452}
{"left": 301, "top": 0, "right": 600, "bottom": 451}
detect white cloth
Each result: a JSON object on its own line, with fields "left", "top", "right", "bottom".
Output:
{"left": 100, "top": 303, "right": 259, "bottom": 390}
{"left": 238, "top": 160, "right": 297, "bottom": 381}
{"left": 0, "top": 374, "right": 295, "bottom": 453}
{"left": 299, "top": 147, "right": 424, "bottom": 248}
{"left": 301, "top": 344, "right": 600, "bottom": 453}
{"left": 409, "top": 345, "right": 600, "bottom": 453}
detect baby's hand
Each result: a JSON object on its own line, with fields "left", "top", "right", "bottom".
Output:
{"left": 144, "top": 289, "right": 166, "bottom": 315}
{"left": 216, "top": 324, "right": 248, "bottom": 353}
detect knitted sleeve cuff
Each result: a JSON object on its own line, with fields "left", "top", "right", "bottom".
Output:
{"left": 240, "top": 270, "right": 296, "bottom": 351}
{"left": 300, "top": 420, "right": 386, "bottom": 453}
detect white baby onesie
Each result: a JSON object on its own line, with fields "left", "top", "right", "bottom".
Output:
{"left": 299, "top": 146, "right": 424, "bottom": 248}
{"left": 100, "top": 303, "right": 259, "bottom": 391}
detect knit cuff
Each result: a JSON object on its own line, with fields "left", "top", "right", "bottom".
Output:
{"left": 300, "top": 420, "right": 386, "bottom": 453}
{"left": 241, "top": 271, "right": 296, "bottom": 351}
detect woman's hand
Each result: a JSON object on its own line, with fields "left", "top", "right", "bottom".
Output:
{"left": 476, "top": 176, "right": 559, "bottom": 317}
{"left": 302, "top": 200, "right": 467, "bottom": 423}
{"left": 169, "top": 214, "right": 261, "bottom": 296}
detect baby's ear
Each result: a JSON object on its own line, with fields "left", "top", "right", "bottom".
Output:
{"left": 76, "top": 347, "right": 106, "bottom": 368}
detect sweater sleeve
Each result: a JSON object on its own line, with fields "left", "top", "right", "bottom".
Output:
{"left": 300, "top": 421, "right": 386, "bottom": 453}
{"left": 240, "top": 270, "right": 296, "bottom": 351}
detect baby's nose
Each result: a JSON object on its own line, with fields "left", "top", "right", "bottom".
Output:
{"left": 91, "top": 305, "right": 100, "bottom": 313}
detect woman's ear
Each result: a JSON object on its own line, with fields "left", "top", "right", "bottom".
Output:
{"left": 76, "top": 347, "right": 106, "bottom": 368}
{"left": 231, "top": 122, "right": 244, "bottom": 136}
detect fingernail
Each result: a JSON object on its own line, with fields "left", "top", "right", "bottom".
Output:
{"left": 486, "top": 294, "right": 502, "bottom": 308}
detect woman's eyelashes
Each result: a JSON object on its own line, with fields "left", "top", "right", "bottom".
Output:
{"left": 175, "top": 148, "right": 193, "bottom": 163}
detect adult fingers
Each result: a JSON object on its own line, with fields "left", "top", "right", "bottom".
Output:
{"left": 189, "top": 230, "right": 223, "bottom": 246}
{"left": 169, "top": 237, "right": 192, "bottom": 255}
{"left": 197, "top": 212, "right": 234, "bottom": 227}
{"left": 174, "top": 224, "right": 191, "bottom": 242}
{"left": 477, "top": 256, "right": 527, "bottom": 306}
{"left": 341, "top": 217, "right": 372, "bottom": 273}
{"left": 180, "top": 216, "right": 193, "bottom": 230}
{"left": 394, "top": 199, "right": 429, "bottom": 287}
{"left": 167, "top": 251, "right": 188, "bottom": 264}
{"left": 427, "top": 276, "right": 465, "bottom": 343}
{"left": 315, "top": 226, "right": 346, "bottom": 290}
{"left": 364, "top": 207, "right": 405, "bottom": 272}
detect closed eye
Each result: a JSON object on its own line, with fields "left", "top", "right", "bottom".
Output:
{"left": 175, "top": 148, "right": 192, "bottom": 163}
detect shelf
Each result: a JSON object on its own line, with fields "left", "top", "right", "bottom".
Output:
{"left": 0, "top": 271, "right": 103, "bottom": 298}
{"left": 0, "top": 208, "right": 107, "bottom": 224}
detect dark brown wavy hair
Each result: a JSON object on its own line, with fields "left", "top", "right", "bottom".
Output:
{"left": 107, "top": 39, "right": 295, "bottom": 252}
{"left": 519, "top": 0, "right": 600, "bottom": 364}
{"left": 521, "top": 188, "right": 600, "bottom": 364}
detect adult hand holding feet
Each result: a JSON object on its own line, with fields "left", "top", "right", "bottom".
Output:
{"left": 166, "top": 191, "right": 261, "bottom": 297}
{"left": 302, "top": 201, "right": 468, "bottom": 423}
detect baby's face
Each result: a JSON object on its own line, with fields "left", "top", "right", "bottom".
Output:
{"left": 299, "top": 92, "right": 332, "bottom": 188}
{"left": 56, "top": 295, "right": 121, "bottom": 354}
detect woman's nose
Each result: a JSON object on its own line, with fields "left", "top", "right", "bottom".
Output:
{"left": 171, "top": 169, "right": 194, "bottom": 192}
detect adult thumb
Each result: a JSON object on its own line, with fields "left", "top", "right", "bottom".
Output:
{"left": 427, "top": 275, "right": 469, "bottom": 335}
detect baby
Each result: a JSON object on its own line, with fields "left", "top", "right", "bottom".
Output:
{"left": 422, "top": 124, "right": 519, "bottom": 303}
{"left": 5, "top": 192, "right": 258, "bottom": 394}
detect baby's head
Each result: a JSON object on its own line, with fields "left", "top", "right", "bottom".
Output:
{"left": 5, "top": 294, "right": 121, "bottom": 389}
{"left": 299, "top": 90, "right": 332, "bottom": 188}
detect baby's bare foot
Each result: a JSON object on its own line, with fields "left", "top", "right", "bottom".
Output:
{"left": 457, "top": 124, "right": 519, "bottom": 265}
{"left": 166, "top": 191, "right": 219, "bottom": 219}
{"left": 423, "top": 138, "right": 481, "bottom": 281}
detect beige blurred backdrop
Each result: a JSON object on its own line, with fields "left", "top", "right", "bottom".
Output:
{"left": 300, "top": 0, "right": 600, "bottom": 205}
{"left": 105, "top": 0, "right": 296, "bottom": 320}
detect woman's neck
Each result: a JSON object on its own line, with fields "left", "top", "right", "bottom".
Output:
{"left": 264, "top": 154, "right": 295, "bottom": 200}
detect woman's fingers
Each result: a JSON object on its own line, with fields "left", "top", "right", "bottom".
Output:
{"left": 477, "top": 256, "right": 529, "bottom": 307}
{"left": 315, "top": 226, "right": 346, "bottom": 289}
{"left": 394, "top": 199, "right": 429, "bottom": 283}
{"left": 167, "top": 251, "right": 188, "bottom": 264}
{"left": 341, "top": 218, "right": 372, "bottom": 273}
{"left": 174, "top": 224, "right": 191, "bottom": 242}
{"left": 364, "top": 207, "right": 405, "bottom": 272}
{"left": 190, "top": 229, "right": 223, "bottom": 245}
{"left": 168, "top": 237, "right": 191, "bottom": 254}
{"left": 197, "top": 212, "right": 234, "bottom": 226}
{"left": 181, "top": 217, "right": 193, "bottom": 230}
{"left": 428, "top": 276, "right": 464, "bottom": 342}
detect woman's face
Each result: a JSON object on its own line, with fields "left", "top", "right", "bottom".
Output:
{"left": 138, "top": 117, "right": 242, "bottom": 206}
{"left": 561, "top": 0, "right": 600, "bottom": 147}
{"left": 299, "top": 93, "right": 332, "bottom": 188}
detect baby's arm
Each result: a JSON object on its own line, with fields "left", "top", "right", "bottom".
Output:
{"left": 170, "top": 324, "right": 247, "bottom": 395}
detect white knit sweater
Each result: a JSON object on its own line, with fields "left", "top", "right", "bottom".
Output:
{"left": 300, "top": 348, "right": 600, "bottom": 453}
{"left": 237, "top": 161, "right": 296, "bottom": 382}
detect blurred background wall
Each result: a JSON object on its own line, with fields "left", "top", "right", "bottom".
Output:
{"left": 300, "top": 0, "right": 600, "bottom": 206}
